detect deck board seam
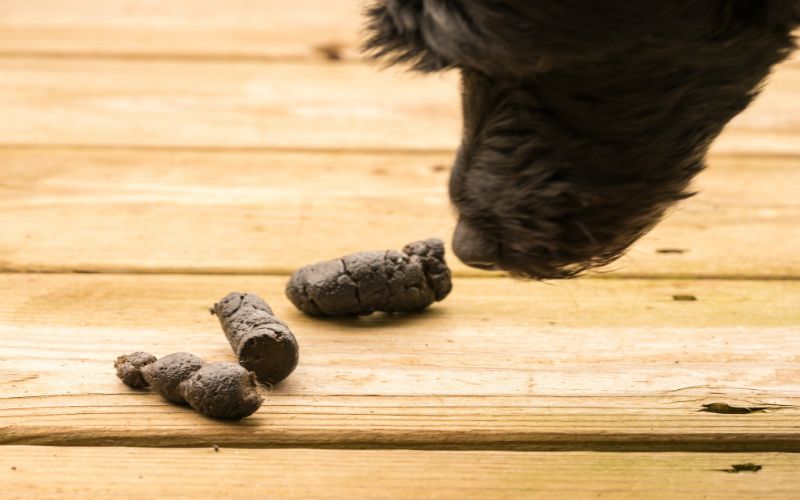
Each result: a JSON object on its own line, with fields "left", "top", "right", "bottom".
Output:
{"left": 0, "top": 144, "right": 799, "bottom": 160}
{"left": 0, "top": 269, "right": 798, "bottom": 281}
{"left": 5, "top": 439, "right": 800, "bottom": 453}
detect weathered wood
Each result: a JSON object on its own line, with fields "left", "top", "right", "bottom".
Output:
{"left": 2, "top": 447, "right": 799, "bottom": 499}
{"left": 1, "top": 149, "right": 797, "bottom": 277}
{"left": 0, "top": 0, "right": 362, "bottom": 60}
{"left": 0, "top": 58, "right": 459, "bottom": 151}
{"left": 0, "top": 58, "right": 797, "bottom": 153}
{"left": 1, "top": 0, "right": 797, "bottom": 73}
{"left": 1, "top": 4, "right": 799, "bottom": 493}
{"left": 1, "top": 274, "right": 799, "bottom": 450}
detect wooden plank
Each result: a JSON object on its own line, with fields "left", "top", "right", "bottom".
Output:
{"left": 2, "top": 447, "right": 800, "bottom": 499}
{"left": 0, "top": 149, "right": 797, "bottom": 278}
{"left": 1, "top": 274, "right": 800, "bottom": 449}
{"left": 0, "top": 57, "right": 797, "bottom": 153}
{"left": 0, "top": 58, "right": 460, "bottom": 151}
{"left": 0, "top": 0, "right": 362, "bottom": 60}
{"left": 1, "top": 1, "right": 797, "bottom": 70}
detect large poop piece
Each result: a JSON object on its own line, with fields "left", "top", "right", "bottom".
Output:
{"left": 114, "top": 352, "right": 262, "bottom": 420}
{"left": 212, "top": 293, "right": 299, "bottom": 385}
{"left": 286, "top": 238, "right": 452, "bottom": 316}
{"left": 179, "top": 363, "right": 263, "bottom": 420}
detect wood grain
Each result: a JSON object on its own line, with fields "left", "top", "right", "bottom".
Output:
{"left": 1, "top": 274, "right": 799, "bottom": 450}
{"left": 0, "top": 0, "right": 797, "bottom": 70}
{"left": 0, "top": 0, "right": 362, "bottom": 60}
{"left": 2, "top": 447, "right": 799, "bottom": 499}
{"left": 0, "top": 58, "right": 459, "bottom": 151}
{"left": 1, "top": 3, "right": 799, "bottom": 494}
{"left": 1, "top": 149, "right": 798, "bottom": 277}
{"left": 0, "top": 57, "right": 797, "bottom": 153}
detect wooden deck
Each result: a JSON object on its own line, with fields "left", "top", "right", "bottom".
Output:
{"left": 1, "top": 2, "right": 799, "bottom": 498}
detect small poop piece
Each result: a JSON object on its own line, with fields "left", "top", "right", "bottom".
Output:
{"left": 114, "top": 351, "right": 157, "bottom": 389}
{"left": 115, "top": 352, "right": 262, "bottom": 420}
{"left": 212, "top": 293, "right": 299, "bottom": 385}
{"left": 286, "top": 238, "right": 452, "bottom": 316}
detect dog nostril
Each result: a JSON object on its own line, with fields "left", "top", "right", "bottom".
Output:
{"left": 452, "top": 220, "right": 499, "bottom": 270}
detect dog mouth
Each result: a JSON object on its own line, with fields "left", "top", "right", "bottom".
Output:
{"left": 451, "top": 219, "right": 501, "bottom": 271}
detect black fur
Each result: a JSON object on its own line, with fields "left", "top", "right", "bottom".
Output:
{"left": 364, "top": 0, "right": 799, "bottom": 278}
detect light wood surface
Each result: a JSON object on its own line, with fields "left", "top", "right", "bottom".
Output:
{"left": 0, "top": 57, "right": 798, "bottom": 153}
{"left": 0, "top": 150, "right": 798, "bottom": 277}
{"left": 0, "top": 58, "right": 459, "bottom": 151}
{"left": 2, "top": 274, "right": 799, "bottom": 450}
{"left": 1, "top": 0, "right": 797, "bottom": 69}
{"left": 1, "top": 1, "right": 799, "bottom": 496}
{"left": 0, "top": 0, "right": 362, "bottom": 60}
{"left": 2, "top": 447, "right": 799, "bottom": 499}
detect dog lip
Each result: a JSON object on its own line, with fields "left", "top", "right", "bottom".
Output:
{"left": 464, "top": 261, "right": 499, "bottom": 271}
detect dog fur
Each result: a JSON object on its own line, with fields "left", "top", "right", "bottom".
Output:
{"left": 363, "top": 0, "right": 799, "bottom": 278}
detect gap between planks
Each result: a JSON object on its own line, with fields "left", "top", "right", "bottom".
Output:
{"left": 2, "top": 271, "right": 800, "bottom": 282}
{"left": 2, "top": 143, "right": 800, "bottom": 158}
{"left": 0, "top": 52, "right": 364, "bottom": 64}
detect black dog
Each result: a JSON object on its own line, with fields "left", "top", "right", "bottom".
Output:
{"left": 364, "top": 1, "right": 799, "bottom": 278}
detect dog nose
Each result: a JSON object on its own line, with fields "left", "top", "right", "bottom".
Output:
{"left": 452, "top": 220, "right": 499, "bottom": 270}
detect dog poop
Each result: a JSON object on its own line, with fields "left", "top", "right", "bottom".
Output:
{"left": 115, "top": 352, "right": 262, "bottom": 420}
{"left": 179, "top": 363, "right": 264, "bottom": 420}
{"left": 141, "top": 352, "right": 205, "bottom": 403}
{"left": 212, "top": 293, "right": 299, "bottom": 385}
{"left": 286, "top": 238, "right": 452, "bottom": 316}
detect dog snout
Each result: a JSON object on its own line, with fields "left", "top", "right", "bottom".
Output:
{"left": 452, "top": 220, "right": 499, "bottom": 270}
